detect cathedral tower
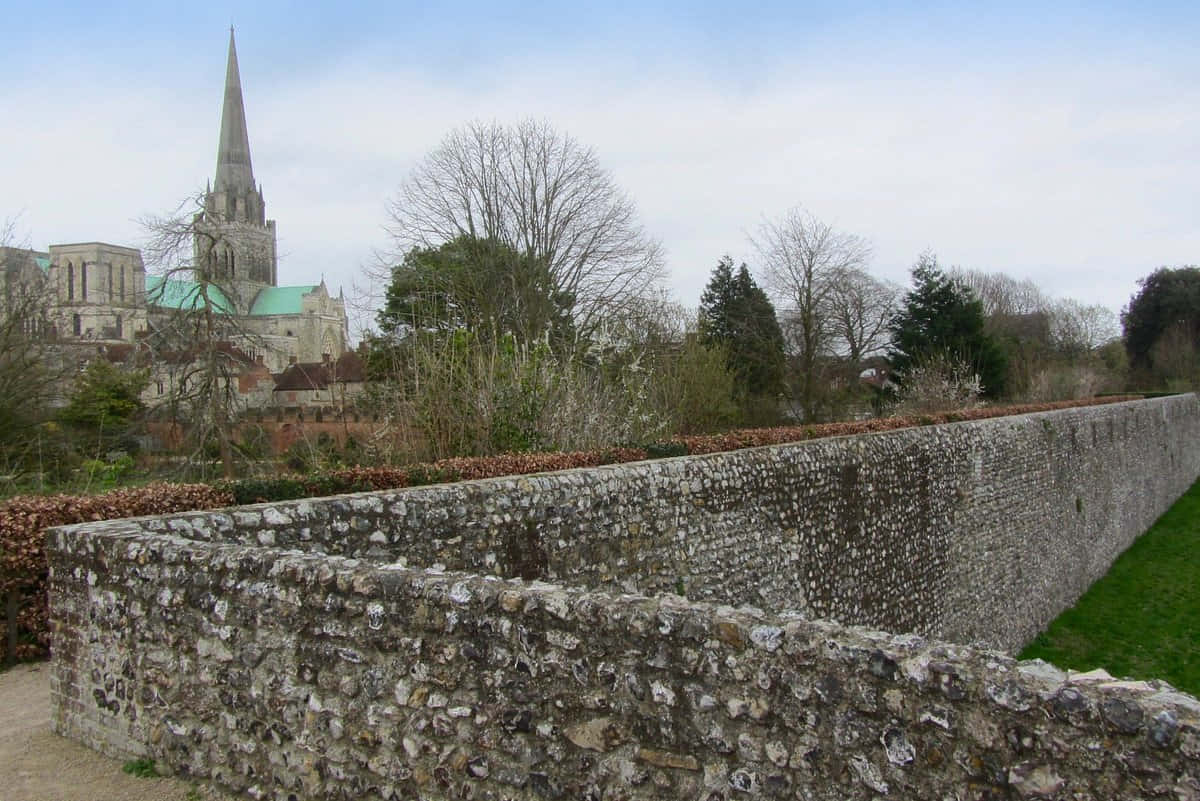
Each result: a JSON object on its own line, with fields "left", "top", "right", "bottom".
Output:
{"left": 194, "top": 28, "right": 278, "bottom": 305}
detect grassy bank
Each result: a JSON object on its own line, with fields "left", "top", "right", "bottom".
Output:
{"left": 1020, "top": 478, "right": 1200, "bottom": 697}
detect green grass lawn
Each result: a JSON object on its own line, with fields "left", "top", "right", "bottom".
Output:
{"left": 1019, "top": 478, "right": 1200, "bottom": 697}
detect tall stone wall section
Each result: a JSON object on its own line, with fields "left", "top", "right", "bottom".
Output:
{"left": 46, "top": 395, "right": 1200, "bottom": 799}
{"left": 86, "top": 395, "right": 1200, "bottom": 650}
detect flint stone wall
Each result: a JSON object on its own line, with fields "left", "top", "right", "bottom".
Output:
{"left": 48, "top": 528, "right": 1200, "bottom": 800}
{"left": 67, "top": 395, "right": 1200, "bottom": 650}
{"left": 46, "top": 395, "right": 1200, "bottom": 799}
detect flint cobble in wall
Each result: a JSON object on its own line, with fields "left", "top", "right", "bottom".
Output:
{"left": 46, "top": 395, "right": 1200, "bottom": 799}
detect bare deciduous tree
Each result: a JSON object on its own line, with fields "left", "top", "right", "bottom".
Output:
{"left": 948, "top": 267, "right": 1124, "bottom": 397}
{"left": 825, "top": 267, "right": 900, "bottom": 368}
{"left": 951, "top": 267, "right": 1119, "bottom": 354}
{"left": 753, "top": 207, "right": 872, "bottom": 420}
{"left": 950, "top": 269, "right": 1049, "bottom": 319}
{"left": 1049, "top": 299, "right": 1119, "bottom": 355}
{"left": 383, "top": 119, "right": 665, "bottom": 338}
{"left": 140, "top": 195, "right": 267, "bottom": 478}
{"left": 0, "top": 217, "right": 63, "bottom": 475}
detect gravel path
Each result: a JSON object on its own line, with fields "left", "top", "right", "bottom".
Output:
{"left": 0, "top": 662, "right": 236, "bottom": 801}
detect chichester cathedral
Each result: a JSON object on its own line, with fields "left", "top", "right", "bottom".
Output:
{"left": 3, "top": 31, "right": 350, "bottom": 398}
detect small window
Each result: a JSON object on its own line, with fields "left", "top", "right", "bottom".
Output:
{"left": 107, "top": 264, "right": 114, "bottom": 300}
{"left": 120, "top": 267, "right": 126, "bottom": 302}
{"left": 72, "top": 314, "right": 81, "bottom": 336}
{"left": 67, "top": 263, "right": 75, "bottom": 301}
{"left": 156, "top": 381, "right": 164, "bottom": 396}
{"left": 81, "top": 263, "right": 88, "bottom": 301}
{"left": 115, "top": 314, "right": 123, "bottom": 339}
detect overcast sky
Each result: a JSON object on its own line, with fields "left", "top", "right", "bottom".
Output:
{"left": 3, "top": 1, "right": 1197, "bottom": 334}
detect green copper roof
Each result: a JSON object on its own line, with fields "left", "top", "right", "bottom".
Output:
{"left": 249, "top": 285, "right": 317, "bottom": 316}
{"left": 145, "top": 275, "right": 235, "bottom": 314}
{"left": 35, "top": 256, "right": 50, "bottom": 273}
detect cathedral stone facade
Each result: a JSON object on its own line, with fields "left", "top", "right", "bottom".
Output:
{"left": 18, "top": 30, "right": 349, "bottom": 382}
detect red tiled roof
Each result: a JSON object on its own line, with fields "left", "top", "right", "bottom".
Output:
{"left": 273, "top": 352, "right": 364, "bottom": 391}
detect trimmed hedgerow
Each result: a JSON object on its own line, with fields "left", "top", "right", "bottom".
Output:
{"left": 0, "top": 483, "right": 233, "bottom": 661}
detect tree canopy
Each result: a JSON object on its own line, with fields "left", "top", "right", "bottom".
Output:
{"left": 59, "top": 360, "right": 148, "bottom": 435}
{"left": 754, "top": 206, "right": 874, "bottom": 420}
{"left": 889, "top": 253, "right": 1008, "bottom": 398}
{"left": 1122, "top": 266, "right": 1200, "bottom": 381}
{"left": 698, "top": 256, "right": 787, "bottom": 405}
{"left": 377, "top": 235, "right": 574, "bottom": 347}
{"left": 0, "top": 236, "right": 61, "bottom": 468}
{"left": 385, "top": 120, "right": 664, "bottom": 337}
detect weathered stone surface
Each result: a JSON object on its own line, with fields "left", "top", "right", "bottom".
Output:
{"left": 1008, "top": 762, "right": 1066, "bottom": 797}
{"left": 564, "top": 717, "right": 623, "bottom": 752}
{"left": 44, "top": 396, "right": 1200, "bottom": 801}
{"left": 637, "top": 748, "right": 700, "bottom": 771}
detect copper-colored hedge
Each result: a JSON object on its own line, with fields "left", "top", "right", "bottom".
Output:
{"left": 321, "top": 398, "right": 1144, "bottom": 491}
{"left": 0, "top": 483, "right": 233, "bottom": 661}
{"left": 325, "top": 447, "right": 652, "bottom": 491}
{"left": 674, "top": 397, "right": 1143, "bottom": 454}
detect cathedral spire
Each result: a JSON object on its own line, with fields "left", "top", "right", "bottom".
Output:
{"left": 198, "top": 29, "right": 278, "bottom": 291}
{"left": 214, "top": 27, "right": 255, "bottom": 195}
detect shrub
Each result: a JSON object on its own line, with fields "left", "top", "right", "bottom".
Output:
{"left": 79, "top": 453, "right": 136, "bottom": 491}
{"left": 892, "top": 354, "right": 984, "bottom": 414}
{"left": 225, "top": 477, "right": 308, "bottom": 504}
{"left": 236, "top": 424, "right": 272, "bottom": 460}
{"left": 644, "top": 441, "right": 688, "bottom": 459}
{"left": 223, "top": 473, "right": 376, "bottom": 504}
{"left": 360, "top": 331, "right": 672, "bottom": 462}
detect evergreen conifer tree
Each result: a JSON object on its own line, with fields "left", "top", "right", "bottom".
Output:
{"left": 699, "top": 257, "right": 787, "bottom": 415}
{"left": 888, "top": 253, "right": 1008, "bottom": 398}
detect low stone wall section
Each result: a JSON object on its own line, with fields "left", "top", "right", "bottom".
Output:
{"left": 46, "top": 396, "right": 1200, "bottom": 798}
{"left": 121, "top": 395, "right": 1200, "bottom": 651}
{"left": 48, "top": 525, "right": 1200, "bottom": 800}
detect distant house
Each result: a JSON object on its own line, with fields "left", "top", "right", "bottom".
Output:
{"left": 273, "top": 351, "right": 365, "bottom": 411}
{"left": 858, "top": 356, "right": 894, "bottom": 390}
{"left": 116, "top": 340, "right": 274, "bottom": 410}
